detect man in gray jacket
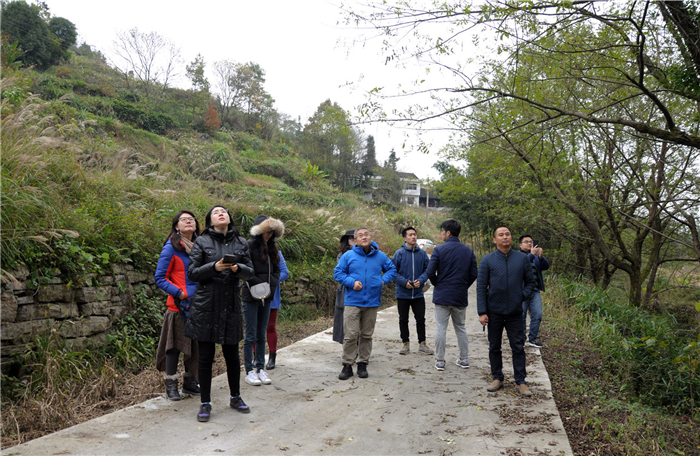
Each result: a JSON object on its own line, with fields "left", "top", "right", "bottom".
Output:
{"left": 477, "top": 226, "right": 537, "bottom": 396}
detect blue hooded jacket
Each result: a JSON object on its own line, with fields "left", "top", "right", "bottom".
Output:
{"left": 334, "top": 241, "right": 397, "bottom": 308}
{"left": 392, "top": 243, "right": 429, "bottom": 299}
{"left": 270, "top": 251, "right": 290, "bottom": 310}
{"left": 477, "top": 248, "right": 537, "bottom": 316}
{"left": 426, "top": 237, "right": 478, "bottom": 307}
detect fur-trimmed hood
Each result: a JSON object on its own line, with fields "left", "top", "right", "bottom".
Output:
{"left": 250, "top": 216, "right": 285, "bottom": 239}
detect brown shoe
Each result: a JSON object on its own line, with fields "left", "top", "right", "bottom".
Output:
{"left": 487, "top": 379, "right": 503, "bottom": 392}
{"left": 516, "top": 383, "right": 533, "bottom": 397}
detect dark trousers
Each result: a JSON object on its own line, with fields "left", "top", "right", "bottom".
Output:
{"left": 198, "top": 341, "right": 240, "bottom": 403}
{"left": 487, "top": 312, "right": 527, "bottom": 384}
{"left": 397, "top": 297, "right": 426, "bottom": 343}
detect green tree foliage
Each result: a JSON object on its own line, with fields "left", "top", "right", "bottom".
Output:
{"left": 1, "top": 0, "right": 75, "bottom": 69}
{"left": 348, "top": 0, "right": 700, "bottom": 307}
{"left": 185, "top": 53, "right": 210, "bottom": 116}
{"left": 301, "top": 99, "right": 364, "bottom": 190}
{"left": 212, "top": 60, "right": 278, "bottom": 139}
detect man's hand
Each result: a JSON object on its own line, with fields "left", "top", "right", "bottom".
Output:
{"left": 532, "top": 246, "right": 543, "bottom": 258}
{"left": 179, "top": 291, "right": 186, "bottom": 300}
{"left": 405, "top": 281, "right": 414, "bottom": 289}
{"left": 353, "top": 281, "right": 363, "bottom": 291}
{"left": 412, "top": 280, "right": 421, "bottom": 288}
{"left": 479, "top": 314, "right": 489, "bottom": 326}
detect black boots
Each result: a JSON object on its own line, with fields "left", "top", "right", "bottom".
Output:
{"left": 357, "top": 362, "right": 368, "bottom": 378}
{"left": 266, "top": 353, "right": 277, "bottom": 370}
{"left": 165, "top": 376, "right": 181, "bottom": 401}
{"left": 339, "top": 364, "right": 353, "bottom": 380}
{"left": 182, "top": 373, "right": 201, "bottom": 396}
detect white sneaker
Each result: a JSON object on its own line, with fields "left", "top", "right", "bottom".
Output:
{"left": 245, "top": 370, "right": 261, "bottom": 386}
{"left": 257, "top": 369, "right": 272, "bottom": 385}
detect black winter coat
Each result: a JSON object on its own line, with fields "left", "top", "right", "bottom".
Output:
{"left": 184, "top": 227, "right": 254, "bottom": 344}
{"left": 240, "top": 238, "right": 281, "bottom": 303}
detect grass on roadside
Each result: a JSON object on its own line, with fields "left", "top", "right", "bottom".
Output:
{"left": 542, "top": 276, "right": 700, "bottom": 455}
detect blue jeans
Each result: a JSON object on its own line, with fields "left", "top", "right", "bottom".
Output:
{"left": 487, "top": 311, "right": 527, "bottom": 384}
{"left": 243, "top": 300, "right": 271, "bottom": 373}
{"left": 522, "top": 291, "right": 543, "bottom": 342}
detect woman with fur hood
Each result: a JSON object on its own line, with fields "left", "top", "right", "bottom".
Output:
{"left": 242, "top": 215, "right": 284, "bottom": 387}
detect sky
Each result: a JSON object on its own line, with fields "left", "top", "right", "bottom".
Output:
{"left": 46, "top": 0, "right": 457, "bottom": 180}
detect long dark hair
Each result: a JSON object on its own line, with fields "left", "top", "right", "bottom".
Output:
{"left": 165, "top": 210, "right": 201, "bottom": 251}
{"left": 204, "top": 205, "right": 241, "bottom": 238}
{"left": 339, "top": 232, "right": 355, "bottom": 253}
{"left": 251, "top": 232, "right": 280, "bottom": 265}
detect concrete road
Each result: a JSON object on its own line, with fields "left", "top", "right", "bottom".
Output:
{"left": 3, "top": 286, "right": 572, "bottom": 455}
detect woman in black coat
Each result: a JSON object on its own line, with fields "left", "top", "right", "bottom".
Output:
{"left": 185, "top": 205, "right": 254, "bottom": 423}
{"left": 241, "top": 215, "right": 283, "bottom": 387}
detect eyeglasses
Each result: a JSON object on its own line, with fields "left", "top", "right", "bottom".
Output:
{"left": 179, "top": 217, "right": 195, "bottom": 223}
{"left": 356, "top": 232, "right": 371, "bottom": 239}
{"left": 521, "top": 240, "right": 533, "bottom": 244}
{"left": 211, "top": 209, "right": 227, "bottom": 216}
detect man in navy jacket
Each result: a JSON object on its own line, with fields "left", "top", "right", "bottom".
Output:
{"left": 392, "top": 226, "right": 433, "bottom": 356}
{"left": 519, "top": 235, "right": 550, "bottom": 348}
{"left": 334, "top": 227, "right": 396, "bottom": 380}
{"left": 426, "top": 220, "right": 478, "bottom": 371}
{"left": 477, "top": 226, "right": 537, "bottom": 396}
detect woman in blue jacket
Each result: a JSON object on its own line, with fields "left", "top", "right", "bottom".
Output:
{"left": 154, "top": 210, "right": 201, "bottom": 401}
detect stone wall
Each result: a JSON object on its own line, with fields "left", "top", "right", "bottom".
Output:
{"left": 0, "top": 264, "right": 157, "bottom": 372}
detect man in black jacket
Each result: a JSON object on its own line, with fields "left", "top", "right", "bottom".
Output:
{"left": 477, "top": 226, "right": 537, "bottom": 396}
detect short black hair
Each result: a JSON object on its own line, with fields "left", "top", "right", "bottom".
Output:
{"left": 440, "top": 219, "right": 461, "bottom": 237}
{"left": 401, "top": 226, "right": 416, "bottom": 238}
{"left": 519, "top": 234, "right": 532, "bottom": 244}
{"left": 493, "top": 226, "right": 510, "bottom": 237}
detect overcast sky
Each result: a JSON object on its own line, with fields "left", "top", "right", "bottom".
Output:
{"left": 46, "top": 0, "right": 455, "bottom": 180}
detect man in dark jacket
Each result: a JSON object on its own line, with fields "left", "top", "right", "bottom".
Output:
{"left": 334, "top": 227, "right": 396, "bottom": 380}
{"left": 477, "top": 226, "right": 537, "bottom": 396}
{"left": 426, "top": 220, "right": 478, "bottom": 371}
{"left": 392, "top": 226, "right": 433, "bottom": 356}
{"left": 519, "top": 235, "right": 550, "bottom": 348}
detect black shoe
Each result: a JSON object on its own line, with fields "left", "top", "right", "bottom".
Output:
{"left": 527, "top": 338, "right": 544, "bottom": 348}
{"left": 165, "top": 378, "right": 181, "bottom": 401}
{"left": 266, "top": 353, "right": 276, "bottom": 370}
{"left": 339, "top": 364, "right": 353, "bottom": 380}
{"left": 182, "top": 374, "right": 201, "bottom": 396}
{"left": 230, "top": 395, "right": 250, "bottom": 414}
{"left": 357, "top": 362, "right": 368, "bottom": 378}
{"left": 197, "top": 403, "right": 212, "bottom": 422}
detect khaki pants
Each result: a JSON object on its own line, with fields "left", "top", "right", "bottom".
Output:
{"left": 342, "top": 306, "right": 378, "bottom": 365}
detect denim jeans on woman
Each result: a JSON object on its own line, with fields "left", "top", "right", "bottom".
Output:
{"left": 243, "top": 300, "right": 271, "bottom": 372}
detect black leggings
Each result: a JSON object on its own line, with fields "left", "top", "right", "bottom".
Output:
{"left": 198, "top": 341, "right": 240, "bottom": 403}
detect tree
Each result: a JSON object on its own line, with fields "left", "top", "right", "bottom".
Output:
{"left": 301, "top": 99, "right": 364, "bottom": 190}
{"left": 384, "top": 148, "right": 399, "bottom": 170}
{"left": 347, "top": 0, "right": 700, "bottom": 306}
{"left": 203, "top": 102, "right": 220, "bottom": 132}
{"left": 185, "top": 53, "right": 210, "bottom": 115}
{"left": 361, "top": 135, "right": 378, "bottom": 177}
{"left": 0, "top": 1, "right": 73, "bottom": 69}
{"left": 48, "top": 17, "right": 76, "bottom": 53}
{"left": 111, "top": 28, "right": 182, "bottom": 111}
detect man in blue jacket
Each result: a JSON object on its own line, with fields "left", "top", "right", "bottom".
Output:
{"left": 392, "top": 226, "right": 433, "bottom": 356}
{"left": 519, "top": 235, "right": 550, "bottom": 349}
{"left": 426, "top": 220, "right": 478, "bottom": 371}
{"left": 477, "top": 226, "right": 537, "bottom": 396}
{"left": 334, "top": 227, "right": 396, "bottom": 380}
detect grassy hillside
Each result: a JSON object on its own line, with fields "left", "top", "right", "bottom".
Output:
{"left": 1, "top": 54, "right": 434, "bottom": 287}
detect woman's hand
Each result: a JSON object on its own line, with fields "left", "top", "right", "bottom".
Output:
{"left": 179, "top": 291, "right": 186, "bottom": 300}
{"left": 215, "top": 258, "right": 233, "bottom": 272}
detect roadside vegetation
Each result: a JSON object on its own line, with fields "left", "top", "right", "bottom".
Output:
{"left": 543, "top": 276, "right": 700, "bottom": 455}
